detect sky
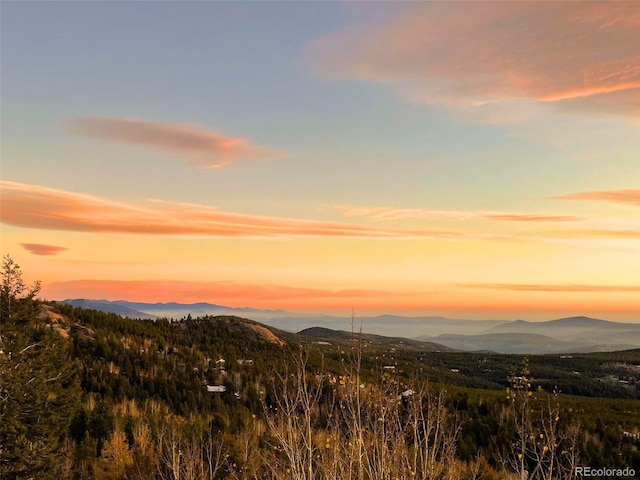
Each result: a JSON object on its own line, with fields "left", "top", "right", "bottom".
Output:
{"left": 1, "top": 1, "right": 639, "bottom": 322}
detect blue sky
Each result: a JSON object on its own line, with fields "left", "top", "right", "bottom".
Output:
{"left": 2, "top": 1, "right": 639, "bottom": 320}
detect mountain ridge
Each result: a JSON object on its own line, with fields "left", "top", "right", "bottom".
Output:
{"left": 59, "top": 299, "right": 639, "bottom": 354}
{"left": 298, "top": 326, "right": 453, "bottom": 352}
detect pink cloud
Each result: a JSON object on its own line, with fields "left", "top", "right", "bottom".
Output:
{"left": 21, "top": 243, "right": 68, "bottom": 256}
{"left": 312, "top": 2, "right": 640, "bottom": 118}
{"left": 461, "top": 283, "right": 640, "bottom": 293}
{"left": 43, "top": 279, "right": 414, "bottom": 307}
{"left": 552, "top": 189, "right": 640, "bottom": 207}
{"left": 0, "top": 181, "right": 485, "bottom": 240}
{"left": 336, "top": 205, "right": 582, "bottom": 222}
{"left": 43, "top": 279, "right": 640, "bottom": 314}
{"left": 4, "top": 181, "right": 635, "bottom": 244}
{"left": 62, "top": 116, "right": 288, "bottom": 168}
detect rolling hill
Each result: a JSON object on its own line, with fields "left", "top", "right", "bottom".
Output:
{"left": 420, "top": 332, "right": 638, "bottom": 354}
{"left": 298, "top": 326, "right": 453, "bottom": 351}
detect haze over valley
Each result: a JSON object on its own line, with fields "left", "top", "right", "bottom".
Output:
{"left": 62, "top": 298, "right": 640, "bottom": 354}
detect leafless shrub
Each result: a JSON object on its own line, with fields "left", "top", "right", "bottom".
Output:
{"left": 502, "top": 359, "right": 580, "bottom": 480}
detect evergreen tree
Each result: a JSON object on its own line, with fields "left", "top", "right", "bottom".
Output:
{"left": 0, "top": 255, "right": 40, "bottom": 324}
{"left": 0, "top": 256, "right": 81, "bottom": 479}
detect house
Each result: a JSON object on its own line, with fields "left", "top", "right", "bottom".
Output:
{"left": 206, "top": 385, "right": 226, "bottom": 393}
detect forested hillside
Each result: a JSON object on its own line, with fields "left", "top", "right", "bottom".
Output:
{"left": 1, "top": 258, "right": 639, "bottom": 479}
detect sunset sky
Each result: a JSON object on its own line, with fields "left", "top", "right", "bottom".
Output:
{"left": 1, "top": 1, "right": 639, "bottom": 321}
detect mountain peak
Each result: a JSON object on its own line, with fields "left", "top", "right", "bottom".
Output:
{"left": 547, "top": 316, "right": 609, "bottom": 326}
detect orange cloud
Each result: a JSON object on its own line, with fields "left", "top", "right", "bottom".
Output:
{"left": 62, "top": 116, "right": 288, "bottom": 168}
{"left": 460, "top": 283, "right": 640, "bottom": 293}
{"left": 312, "top": 2, "right": 640, "bottom": 118}
{"left": 43, "top": 279, "right": 640, "bottom": 315}
{"left": 484, "top": 214, "right": 580, "bottom": 222}
{"left": 21, "top": 243, "right": 68, "bottom": 256}
{"left": 575, "top": 229, "right": 640, "bottom": 240}
{"left": 552, "top": 189, "right": 640, "bottom": 207}
{"left": 4, "top": 182, "right": 636, "bottom": 244}
{"left": 0, "top": 181, "right": 484, "bottom": 239}
{"left": 336, "top": 205, "right": 582, "bottom": 222}
{"left": 43, "top": 279, "right": 413, "bottom": 305}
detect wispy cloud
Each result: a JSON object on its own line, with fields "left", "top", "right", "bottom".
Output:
{"left": 552, "top": 189, "right": 640, "bottom": 207}
{"left": 572, "top": 229, "right": 640, "bottom": 240}
{"left": 335, "top": 205, "right": 582, "bottom": 223}
{"left": 62, "top": 116, "right": 288, "bottom": 169}
{"left": 44, "top": 279, "right": 413, "bottom": 305}
{"left": 460, "top": 283, "right": 640, "bottom": 293}
{"left": 4, "top": 182, "right": 636, "bottom": 244}
{"left": 312, "top": 2, "right": 640, "bottom": 119}
{"left": 21, "top": 243, "right": 68, "bottom": 256}
{"left": 0, "top": 181, "right": 487, "bottom": 240}
{"left": 44, "top": 279, "right": 640, "bottom": 314}
{"left": 335, "top": 205, "right": 640, "bottom": 245}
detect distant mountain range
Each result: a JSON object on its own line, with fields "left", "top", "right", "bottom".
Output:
{"left": 416, "top": 316, "right": 640, "bottom": 354}
{"left": 61, "top": 299, "right": 288, "bottom": 320}
{"left": 62, "top": 299, "right": 159, "bottom": 320}
{"left": 60, "top": 299, "right": 639, "bottom": 354}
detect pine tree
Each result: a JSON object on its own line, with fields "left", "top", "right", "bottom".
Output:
{"left": 0, "top": 256, "right": 81, "bottom": 479}
{"left": 0, "top": 255, "right": 41, "bottom": 324}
